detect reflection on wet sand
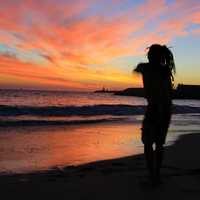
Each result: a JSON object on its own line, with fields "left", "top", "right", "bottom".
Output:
{"left": 0, "top": 122, "right": 141, "bottom": 173}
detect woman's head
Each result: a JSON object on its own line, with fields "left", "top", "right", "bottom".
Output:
{"left": 147, "top": 44, "right": 176, "bottom": 75}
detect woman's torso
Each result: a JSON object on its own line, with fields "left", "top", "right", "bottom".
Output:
{"left": 138, "top": 63, "right": 173, "bottom": 107}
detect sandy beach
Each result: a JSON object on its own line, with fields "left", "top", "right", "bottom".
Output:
{"left": 1, "top": 132, "right": 200, "bottom": 200}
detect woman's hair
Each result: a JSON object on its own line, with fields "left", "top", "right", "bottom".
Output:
{"left": 134, "top": 44, "right": 176, "bottom": 81}
{"left": 147, "top": 44, "right": 176, "bottom": 76}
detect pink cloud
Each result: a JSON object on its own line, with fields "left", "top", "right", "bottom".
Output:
{"left": 192, "top": 29, "right": 200, "bottom": 35}
{"left": 1, "top": 0, "right": 199, "bottom": 60}
{"left": 0, "top": 0, "right": 200, "bottom": 89}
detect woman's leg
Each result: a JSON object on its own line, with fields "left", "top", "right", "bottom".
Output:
{"left": 144, "top": 143, "right": 154, "bottom": 181}
{"left": 155, "top": 143, "right": 164, "bottom": 182}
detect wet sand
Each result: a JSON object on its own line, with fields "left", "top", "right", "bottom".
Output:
{"left": 0, "top": 121, "right": 142, "bottom": 173}
{"left": 1, "top": 132, "right": 200, "bottom": 200}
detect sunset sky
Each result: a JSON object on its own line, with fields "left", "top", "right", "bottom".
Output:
{"left": 0, "top": 0, "right": 200, "bottom": 91}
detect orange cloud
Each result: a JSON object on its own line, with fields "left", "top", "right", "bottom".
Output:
{"left": 0, "top": 52, "right": 137, "bottom": 90}
{"left": 0, "top": 53, "right": 94, "bottom": 90}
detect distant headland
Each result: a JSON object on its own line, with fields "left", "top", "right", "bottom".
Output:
{"left": 94, "top": 84, "right": 200, "bottom": 99}
{"left": 94, "top": 87, "right": 117, "bottom": 93}
{"left": 115, "top": 84, "right": 200, "bottom": 99}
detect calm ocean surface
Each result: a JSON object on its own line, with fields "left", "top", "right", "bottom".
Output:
{"left": 0, "top": 89, "right": 200, "bottom": 174}
{"left": 0, "top": 89, "right": 147, "bottom": 107}
{"left": 1, "top": 89, "right": 200, "bottom": 107}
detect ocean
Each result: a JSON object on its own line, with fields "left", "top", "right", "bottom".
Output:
{"left": 0, "top": 89, "right": 200, "bottom": 174}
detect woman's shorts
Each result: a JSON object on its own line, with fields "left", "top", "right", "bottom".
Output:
{"left": 141, "top": 105, "right": 171, "bottom": 145}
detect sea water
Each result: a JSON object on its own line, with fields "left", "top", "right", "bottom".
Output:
{"left": 0, "top": 89, "right": 200, "bottom": 173}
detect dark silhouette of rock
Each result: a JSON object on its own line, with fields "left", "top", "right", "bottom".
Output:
{"left": 114, "top": 88, "right": 144, "bottom": 97}
{"left": 114, "top": 84, "right": 200, "bottom": 100}
{"left": 174, "top": 84, "right": 200, "bottom": 99}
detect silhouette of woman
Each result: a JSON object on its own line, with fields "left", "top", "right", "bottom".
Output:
{"left": 134, "top": 44, "right": 175, "bottom": 185}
